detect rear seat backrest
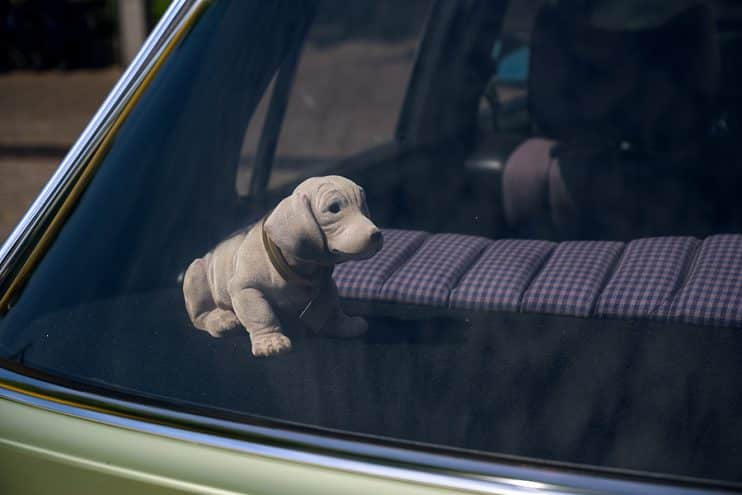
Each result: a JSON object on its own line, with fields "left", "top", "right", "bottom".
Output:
{"left": 501, "top": 3, "right": 721, "bottom": 239}
{"left": 529, "top": 2, "right": 718, "bottom": 152}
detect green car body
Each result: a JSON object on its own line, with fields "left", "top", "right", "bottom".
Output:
{"left": 0, "top": 396, "right": 463, "bottom": 495}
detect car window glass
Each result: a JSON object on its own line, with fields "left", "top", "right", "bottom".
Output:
{"left": 236, "top": 0, "right": 429, "bottom": 196}
{"left": 478, "top": 1, "right": 543, "bottom": 137}
{"left": 2, "top": 0, "right": 742, "bottom": 489}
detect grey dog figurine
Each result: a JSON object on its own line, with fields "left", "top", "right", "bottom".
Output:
{"left": 183, "top": 176, "right": 383, "bottom": 357}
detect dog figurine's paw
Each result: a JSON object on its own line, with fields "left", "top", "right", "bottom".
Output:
{"left": 195, "top": 309, "right": 241, "bottom": 338}
{"left": 252, "top": 333, "right": 292, "bottom": 357}
{"left": 342, "top": 315, "right": 368, "bottom": 338}
{"left": 322, "top": 313, "right": 367, "bottom": 338}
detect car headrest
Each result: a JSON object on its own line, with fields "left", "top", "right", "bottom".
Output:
{"left": 529, "top": 2, "right": 719, "bottom": 153}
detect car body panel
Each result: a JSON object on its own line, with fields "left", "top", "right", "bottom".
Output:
{"left": 0, "top": 396, "right": 475, "bottom": 495}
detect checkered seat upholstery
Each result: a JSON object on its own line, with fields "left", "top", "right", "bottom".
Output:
{"left": 332, "top": 230, "right": 742, "bottom": 328}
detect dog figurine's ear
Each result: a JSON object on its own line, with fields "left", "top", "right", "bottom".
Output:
{"left": 264, "top": 192, "right": 326, "bottom": 262}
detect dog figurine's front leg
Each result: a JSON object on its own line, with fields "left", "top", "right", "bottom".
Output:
{"left": 230, "top": 286, "right": 292, "bottom": 357}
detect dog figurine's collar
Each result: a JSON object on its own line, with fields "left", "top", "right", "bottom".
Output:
{"left": 261, "top": 213, "right": 329, "bottom": 288}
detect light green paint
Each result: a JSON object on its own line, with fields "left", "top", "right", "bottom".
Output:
{"left": 0, "top": 398, "right": 478, "bottom": 495}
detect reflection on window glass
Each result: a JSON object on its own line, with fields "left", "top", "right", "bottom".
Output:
{"left": 236, "top": 0, "right": 429, "bottom": 195}
{"left": 2, "top": 0, "right": 742, "bottom": 490}
{"left": 481, "top": 0, "right": 540, "bottom": 133}
{"left": 235, "top": 74, "right": 276, "bottom": 196}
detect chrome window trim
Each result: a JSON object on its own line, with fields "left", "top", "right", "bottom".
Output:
{"left": 0, "top": 367, "right": 732, "bottom": 495}
{"left": 0, "top": 0, "right": 205, "bottom": 308}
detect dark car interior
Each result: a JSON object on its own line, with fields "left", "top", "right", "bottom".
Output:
{"left": 2, "top": 0, "right": 742, "bottom": 488}
{"left": 358, "top": 0, "right": 742, "bottom": 241}
{"left": 326, "top": 0, "right": 742, "bottom": 329}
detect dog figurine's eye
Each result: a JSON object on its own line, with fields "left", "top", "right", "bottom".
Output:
{"left": 328, "top": 202, "right": 341, "bottom": 214}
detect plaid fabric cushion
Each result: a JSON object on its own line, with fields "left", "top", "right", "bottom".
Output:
{"left": 450, "top": 239, "right": 555, "bottom": 311}
{"left": 379, "top": 234, "right": 491, "bottom": 306}
{"left": 334, "top": 229, "right": 742, "bottom": 328}
{"left": 596, "top": 237, "right": 699, "bottom": 319}
{"left": 669, "top": 234, "right": 742, "bottom": 327}
{"left": 334, "top": 229, "right": 428, "bottom": 300}
{"left": 522, "top": 241, "right": 624, "bottom": 317}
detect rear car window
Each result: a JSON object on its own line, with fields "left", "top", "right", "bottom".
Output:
{"left": 2, "top": 0, "right": 742, "bottom": 489}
